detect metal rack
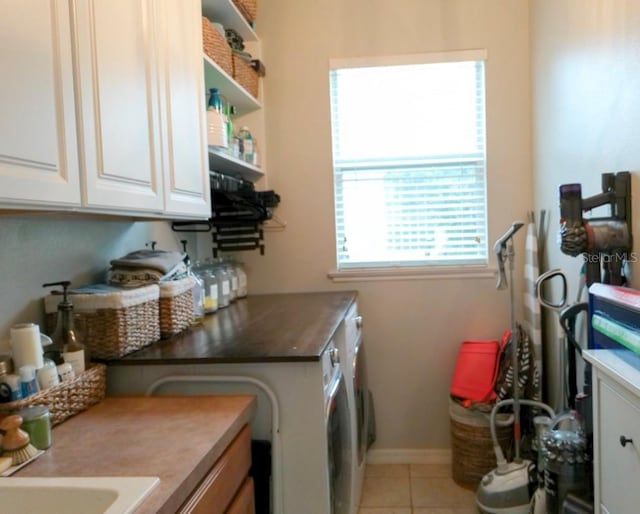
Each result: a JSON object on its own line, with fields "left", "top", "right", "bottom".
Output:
{"left": 171, "top": 170, "right": 280, "bottom": 257}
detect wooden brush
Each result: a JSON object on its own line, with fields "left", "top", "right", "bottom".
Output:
{"left": 0, "top": 414, "right": 39, "bottom": 466}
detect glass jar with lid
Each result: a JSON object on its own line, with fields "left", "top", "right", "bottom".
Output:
{"left": 201, "top": 268, "right": 219, "bottom": 314}
{"left": 236, "top": 262, "right": 248, "bottom": 298}
{"left": 218, "top": 265, "right": 231, "bottom": 308}
{"left": 224, "top": 262, "right": 239, "bottom": 302}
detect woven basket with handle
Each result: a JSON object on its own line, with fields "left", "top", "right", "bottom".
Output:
{"left": 159, "top": 277, "right": 195, "bottom": 338}
{"left": 44, "top": 285, "right": 160, "bottom": 360}
{"left": 0, "top": 364, "right": 106, "bottom": 427}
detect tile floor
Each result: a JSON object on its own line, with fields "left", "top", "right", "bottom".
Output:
{"left": 358, "top": 463, "right": 477, "bottom": 514}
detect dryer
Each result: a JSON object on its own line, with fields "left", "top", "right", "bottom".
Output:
{"left": 336, "top": 300, "right": 369, "bottom": 513}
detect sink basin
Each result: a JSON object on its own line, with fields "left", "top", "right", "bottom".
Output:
{"left": 0, "top": 476, "right": 159, "bottom": 513}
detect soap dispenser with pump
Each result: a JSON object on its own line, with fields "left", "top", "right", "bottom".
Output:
{"left": 42, "top": 281, "right": 88, "bottom": 375}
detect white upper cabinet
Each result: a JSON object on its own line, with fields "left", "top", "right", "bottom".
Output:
{"left": 74, "top": 0, "right": 164, "bottom": 214}
{"left": 157, "top": 0, "right": 211, "bottom": 218}
{"left": 0, "top": 0, "right": 81, "bottom": 207}
{"left": 0, "top": 0, "right": 211, "bottom": 219}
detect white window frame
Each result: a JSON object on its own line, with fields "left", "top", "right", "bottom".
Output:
{"left": 327, "top": 50, "right": 493, "bottom": 282}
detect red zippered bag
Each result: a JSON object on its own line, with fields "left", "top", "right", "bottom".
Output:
{"left": 450, "top": 333, "right": 508, "bottom": 403}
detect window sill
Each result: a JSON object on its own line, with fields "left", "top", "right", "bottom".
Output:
{"left": 327, "top": 265, "right": 496, "bottom": 283}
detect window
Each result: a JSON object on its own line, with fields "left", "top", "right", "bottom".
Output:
{"left": 329, "top": 50, "right": 488, "bottom": 271}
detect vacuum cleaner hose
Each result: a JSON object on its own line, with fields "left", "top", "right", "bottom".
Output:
{"left": 489, "top": 399, "right": 556, "bottom": 471}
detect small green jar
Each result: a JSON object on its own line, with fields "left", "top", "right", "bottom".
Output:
{"left": 18, "top": 405, "right": 52, "bottom": 450}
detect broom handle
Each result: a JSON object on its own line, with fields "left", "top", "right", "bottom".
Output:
{"left": 508, "top": 239, "right": 521, "bottom": 462}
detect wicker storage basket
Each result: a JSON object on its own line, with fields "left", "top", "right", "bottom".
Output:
{"left": 44, "top": 285, "right": 160, "bottom": 360}
{"left": 202, "top": 16, "right": 233, "bottom": 76}
{"left": 233, "top": 53, "right": 259, "bottom": 99}
{"left": 0, "top": 364, "right": 106, "bottom": 427}
{"left": 159, "top": 277, "right": 195, "bottom": 338}
{"left": 449, "top": 398, "right": 513, "bottom": 489}
{"left": 232, "top": 0, "right": 257, "bottom": 24}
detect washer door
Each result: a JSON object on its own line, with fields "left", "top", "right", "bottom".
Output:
{"left": 353, "top": 336, "right": 369, "bottom": 465}
{"left": 326, "top": 370, "right": 352, "bottom": 514}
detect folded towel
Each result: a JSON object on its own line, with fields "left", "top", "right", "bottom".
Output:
{"left": 107, "top": 261, "right": 187, "bottom": 288}
{"left": 110, "top": 250, "right": 186, "bottom": 274}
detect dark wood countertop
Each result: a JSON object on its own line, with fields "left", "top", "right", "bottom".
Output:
{"left": 106, "top": 291, "right": 357, "bottom": 364}
{"left": 15, "top": 395, "right": 256, "bottom": 514}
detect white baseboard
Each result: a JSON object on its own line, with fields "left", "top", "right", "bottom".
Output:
{"left": 366, "top": 448, "right": 452, "bottom": 465}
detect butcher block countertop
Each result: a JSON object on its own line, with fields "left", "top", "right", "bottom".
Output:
{"left": 107, "top": 291, "right": 357, "bottom": 364}
{"left": 15, "top": 395, "right": 256, "bottom": 514}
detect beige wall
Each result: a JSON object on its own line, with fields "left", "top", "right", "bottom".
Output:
{"left": 0, "top": 217, "right": 193, "bottom": 346}
{"left": 531, "top": 1, "right": 640, "bottom": 408}
{"left": 240, "top": 0, "right": 532, "bottom": 450}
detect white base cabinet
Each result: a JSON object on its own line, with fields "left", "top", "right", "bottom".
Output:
{"left": 0, "top": 0, "right": 210, "bottom": 219}
{"left": 584, "top": 350, "right": 640, "bottom": 514}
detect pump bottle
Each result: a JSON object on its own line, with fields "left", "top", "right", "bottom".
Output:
{"left": 42, "top": 281, "right": 88, "bottom": 375}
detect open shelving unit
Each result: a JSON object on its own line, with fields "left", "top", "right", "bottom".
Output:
{"left": 202, "top": 0, "right": 264, "bottom": 182}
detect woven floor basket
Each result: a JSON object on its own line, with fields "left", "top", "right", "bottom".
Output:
{"left": 159, "top": 277, "right": 195, "bottom": 338}
{"left": 0, "top": 364, "right": 106, "bottom": 427}
{"left": 449, "top": 399, "right": 513, "bottom": 489}
{"left": 233, "top": 53, "right": 259, "bottom": 99}
{"left": 232, "top": 0, "right": 257, "bottom": 23}
{"left": 202, "top": 17, "right": 233, "bottom": 76}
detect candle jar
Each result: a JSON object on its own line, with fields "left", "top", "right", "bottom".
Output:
{"left": 18, "top": 405, "right": 52, "bottom": 450}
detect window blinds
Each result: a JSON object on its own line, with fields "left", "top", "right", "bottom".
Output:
{"left": 329, "top": 53, "right": 488, "bottom": 269}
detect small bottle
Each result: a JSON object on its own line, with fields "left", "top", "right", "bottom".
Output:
{"left": 206, "top": 88, "right": 228, "bottom": 148}
{"left": 19, "top": 365, "right": 39, "bottom": 398}
{"left": 0, "top": 374, "right": 22, "bottom": 401}
{"left": 36, "top": 358, "right": 60, "bottom": 390}
{"left": 207, "top": 87, "right": 223, "bottom": 112}
{"left": 224, "top": 104, "right": 235, "bottom": 154}
{"left": 56, "top": 362, "right": 75, "bottom": 382}
{"left": 238, "top": 126, "right": 254, "bottom": 163}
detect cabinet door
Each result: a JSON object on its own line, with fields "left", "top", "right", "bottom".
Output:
{"left": 227, "top": 477, "right": 256, "bottom": 514}
{"left": 73, "top": 0, "right": 164, "bottom": 213}
{"left": 179, "top": 425, "right": 252, "bottom": 514}
{"left": 597, "top": 378, "right": 640, "bottom": 513}
{"left": 157, "top": 0, "right": 211, "bottom": 219}
{"left": 0, "top": 0, "right": 81, "bottom": 207}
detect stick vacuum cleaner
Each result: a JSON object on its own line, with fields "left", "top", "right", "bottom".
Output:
{"left": 476, "top": 222, "right": 554, "bottom": 514}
